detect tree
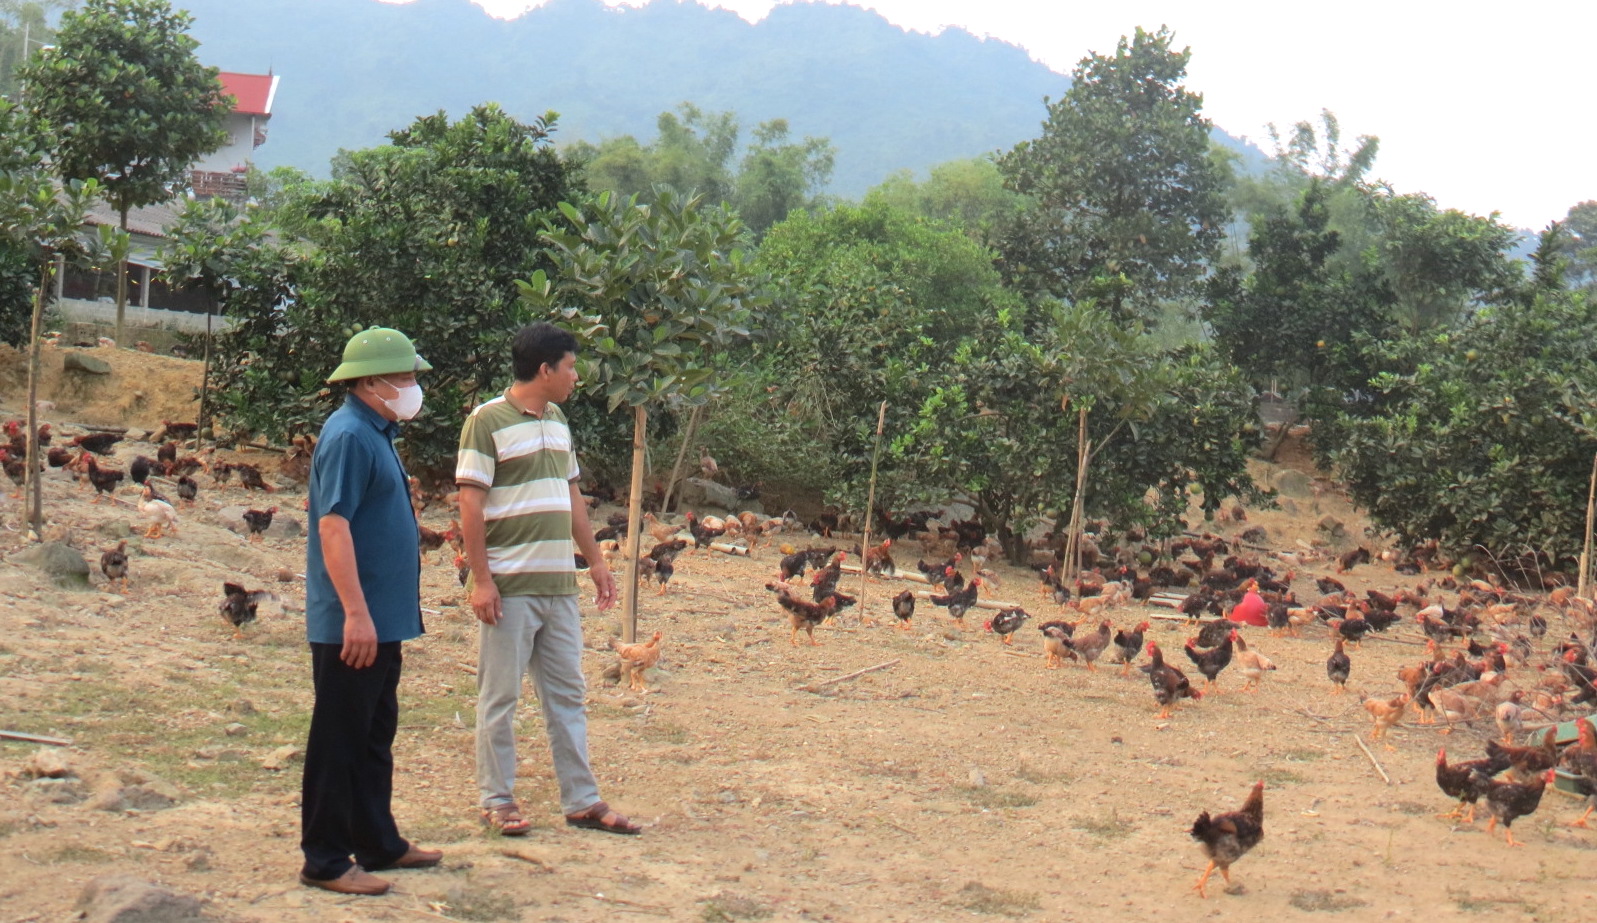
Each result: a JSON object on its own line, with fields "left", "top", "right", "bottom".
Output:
{"left": 20, "top": 0, "right": 227, "bottom": 346}
{"left": 0, "top": 1, "right": 73, "bottom": 101}
{"left": 519, "top": 186, "right": 762, "bottom": 640}
{"left": 211, "top": 105, "right": 582, "bottom": 474}
{"left": 866, "top": 157, "right": 1024, "bottom": 249}
{"left": 1560, "top": 201, "right": 1597, "bottom": 294}
{"left": 733, "top": 118, "right": 835, "bottom": 237}
{"left": 997, "top": 26, "right": 1230, "bottom": 323}
{"left": 1365, "top": 189, "right": 1521, "bottom": 334}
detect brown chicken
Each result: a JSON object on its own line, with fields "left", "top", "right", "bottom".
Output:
{"left": 99, "top": 540, "right": 129, "bottom": 591}
{"left": 1040, "top": 622, "right": 1075, "bottom": 668}
{"left": 1363, "top": 693, "right": 1410, "bottom": 749}
{"left": 1478, "top": 768, "right": 1554, "bottom": 846}
{"left": 418, "top": 520, "right": 460, "bottom": 563}
{"left": 236, "top": 462, "right": 275, "bottom": 493}
{"left": 1190, "top": 780, "right": 1264, "bottom": 897}
{"left": 609, "top": 631, "right": 664, "bottom": 693}
{"left": 767, "top": 583, "right": 836, "bottom": 646}
{"left": 242, "top": 506, "right": 277, "bottom": 543}
{"left": 278, "top": 433, "right": 315, "bottom": 484}
{"left": 1143, "top": 642, "right": 1201, "bottom": 719}
{"left": 1435, "top": 746, "right": 1497, "bottom": 824}
{"left": 1485, "top": 736, "right": 1559, "bottom": 781}
{"left": 1562, "top": 717, "right": 1597, "bottom": 828}
{"left": 1071, "top": 620, "right": 1112, "bottom": 670}
{"left": 863, "top": 538, "right": 896, "bottom": 576}
{"left": 643, "top": 512, "right": 680, "bottom": 546}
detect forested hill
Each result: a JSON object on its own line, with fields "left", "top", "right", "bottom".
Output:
{"left": 178, "top": 0, "right": 1267, "bottom": 193}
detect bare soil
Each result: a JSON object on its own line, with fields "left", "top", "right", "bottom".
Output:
{"left": 0, "top": 350, "right": 1590, "bottom": 923}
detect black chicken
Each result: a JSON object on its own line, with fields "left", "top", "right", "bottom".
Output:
{"left": 891, "top": 589, "right": 915, "bottom": 630}
{"left": 928, "top": 576, "right": 981, "bottom": 627}
{"left": 70, "top": 432, "right": 122, "bottom": 456}
{"left": 1111, "top": 620, "right": 1149, "bottom": 676}
{"left": 1435, "top": 746, "right": 1500, "bottom": 824}
{"left": 99, "top": 540, "right": 129, "bottom": 591}
{"left": 176, "top": 475, "right": 198, "bottom": 505}
{"left": 1333, "top": 617, "right": 1372, "bottom": 646}
{"left": 985, "top": 607, "right": 1029, "bottom": 645}
{"left": 130, "top": 455, "right": 152, "bottom": 486}
{"left": 1475, "top": 768, "right": 1553, "bottom": 846}
{"left": 1190, "top": 781, "right": 1264, "bottom": 898}
{"left": 766, "top": 583, "right": 836, "bottom": 646}
{"left": 684, "top": 511, "right": 725, "bottom": 549}
{"left": 1142, "top": 642, "right": 1201, "bottom": 718}
{"left": 242, "top": 506, "right": 277, "bottom": 543}
{"left": 220, "top": 582, "right": 276, "bottom": 640}
{"left": 1184, "top": 632, "right": 1235, "bottom": 693}
{"left": 1326, "top": 637, "right": 1351, "bottom": 694}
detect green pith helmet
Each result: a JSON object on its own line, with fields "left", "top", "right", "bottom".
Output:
{"left": 327, "top": 327, "right": 433, "bottom": 382}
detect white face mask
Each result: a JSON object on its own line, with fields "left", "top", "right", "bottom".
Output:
{"left": 375, "top": 377, "right": 424, "bottom": 421}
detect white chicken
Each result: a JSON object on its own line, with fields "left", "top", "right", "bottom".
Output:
{"left": 1495, "top": 691, "right": 1524, "bottom": 745}
{"left": 140, "top": 485, "right": 179, "bottom": 539}
{"left": 1232, "top": 635, "right": 1277, "bottom": 693}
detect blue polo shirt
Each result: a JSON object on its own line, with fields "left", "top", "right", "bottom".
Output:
{"left": 305, "top": 394, "right": 424, "bottom": 645}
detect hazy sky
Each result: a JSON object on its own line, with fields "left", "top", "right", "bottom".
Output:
{"left": 394, "top": 0, "right": 1593, "bottom": 230}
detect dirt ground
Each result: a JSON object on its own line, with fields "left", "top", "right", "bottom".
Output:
{"left": 0, "top": 352, "right": 1592, "bottom": 923}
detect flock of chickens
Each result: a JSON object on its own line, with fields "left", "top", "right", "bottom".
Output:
{"left": 5, "top": 417, "right": 293, "bottom": 638}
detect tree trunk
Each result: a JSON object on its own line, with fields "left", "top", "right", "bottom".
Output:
{"left": 621, "top": 405, "right": 647, "bottom": 643}
{"left": 1580, "top": 450, "right": 1597, "bottom": 599}
{"left": 23, "top": 260, "right": 49, "bottom": 537}
{"left": 858, "top": 401, "right": 887, "bottom": 622}
{"left": 660, "top": 404, "right": 703, "bottom": 514}
{"left": 115, "top": 206, "right": 129, "bottom": 348}
{"left": 1262, "top": 410, "right": 1299, "bottom": 462}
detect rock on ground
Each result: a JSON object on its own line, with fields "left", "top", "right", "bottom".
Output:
{"left": 76, "top": 875, "right": 209, "bottom": 923}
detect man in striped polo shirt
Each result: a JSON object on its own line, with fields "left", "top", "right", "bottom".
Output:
{"left": 457, "top": 322, "right": 640, "bottom": 836}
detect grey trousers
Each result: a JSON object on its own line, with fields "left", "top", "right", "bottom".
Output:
{"left": 475, "top": 594, "right": 601, "bottom": 815}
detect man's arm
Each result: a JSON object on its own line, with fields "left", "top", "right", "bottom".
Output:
{"left": 570, "top": 481, "right": 616, "bottom": 611}
{"left": 458, "top": 483, "right": 502, "bottom": 625}
{"left": 319, "top": 513, "right": 378, "bottom": 669}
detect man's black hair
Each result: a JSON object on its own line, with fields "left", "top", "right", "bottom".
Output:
{"left": 512, "top": 323, "right": 579, "bottom": 382}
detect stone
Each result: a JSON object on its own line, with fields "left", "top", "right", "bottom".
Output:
{"left": 222, "top": 722, "right": 248, "bottom": 737}
{"left": 261, "top": 745, "right": 302, "bottom": 771}
{"left": 28, "top": 746, "right": 74, "bottom": 779}
{"left": 1317, "top": 515, "right": 1345, "bottom": 536}
{"left": 14, "top": 541, "right": 91, "bottom": 589}
{"left": 96, "top": 520, "right": 133, "bottom": 539}
{"left": 76, "top": 875, "right": 208, "bottom": 923}
{"left": 1274, "top": 469, "right": 1314, "bottom": 499}
{"left": 120, "top": 783, "right": 178, "bottom": 811}
{"left": 63, "top": 352, "right": 112, "bottom": 375}
{"left": 228, "top": 699, "right": 257, "bottom": 716}
{"left": 677, "top": 477, "right": 740, "bottom": 515}
{"left": 968, "top": 769, "right": 987, "bottom": 788}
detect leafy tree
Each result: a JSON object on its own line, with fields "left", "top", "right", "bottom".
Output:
{"left": 733, "top": 117, "right": 835, "bottom": 236}
{"left": 1365, "top": 189, "right": 1521, "bottom": 334}
{"left": 1560, "top": 200, "right": 1597, "bottom": 294}
{"left": 997, "top": 26, "right": 1230, "bottom": 323}
{"left": 1332, "top": 266, "right": 1597, "bottom": 569}
{"left": 866, "top": 156, "right": 1025, "bottom": 249}
{"left": 19, "top": 0, "right": 227, "bottom": 346}
{"left": 519, "top": 185, "right": 763, "bottom": 639}
{"left": 211, "top": 105, "right": 581, "bottom": 474}
{"left": 0, "top": 1, "right": 73, "bottom": 101}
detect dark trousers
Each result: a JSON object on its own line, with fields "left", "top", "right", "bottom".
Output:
{"left": 300, "top": 641, "right": 410, "bottom": 880}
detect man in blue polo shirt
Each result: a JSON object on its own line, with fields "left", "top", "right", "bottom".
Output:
{"left": 299, "top": 327, "right": 442, "bottom": 896}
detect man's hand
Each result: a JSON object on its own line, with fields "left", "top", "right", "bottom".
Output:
{"left": 471, "top": 578, "right": 503, "bottom": 626}
{"left": 342, "top": 608, "right": 378, "bottom": 669}
{"left": 590, "top": 560, "right": 617, "bottom": 611}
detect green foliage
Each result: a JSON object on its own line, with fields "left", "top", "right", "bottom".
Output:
{"left": 1559, "top": 200, "right": 1597, "bottom": 294}
{"left": 865, "top": 157, "right": 1025, "bottom": 249}
{"left": 1365, "top": 189, "right": 1521, "bottom": 334}
{"left": 998, "top": 26, "right": 1230, "bottom": 323}
{"left": 734, "top": 118, "right": 835, "bottom": 236}
{"left": 20, "top": 0, "right": 227, "bottom": 215}
{"left": 518, "top": 186, "right": 763, "bottom": 485}
{"left": 0, "top": 1, "right": 73, "bottom": 101}
{"left": 210, "top": 105, "right": 581, "bottom": 478}
{"left": 1332, "top": 267, "right": 1597, "bottom": 565}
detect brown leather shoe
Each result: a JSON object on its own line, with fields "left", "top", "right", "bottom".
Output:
{"left": 369, "top": 845, "right": 443, "bottom": 871}
{"left": 299, "top": 865, "right": 391, "bottom": 895}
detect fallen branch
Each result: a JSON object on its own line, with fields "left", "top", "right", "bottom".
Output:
{"left": 1000, "top": 649, "right": 1035, "bottom": 660}
{"left": 840, "top": 563, "right": 931, "bottom": 584}
{"left": 0, "top": 730, "right": 72, "bottom": 746}
{"left": 911, "top": 590, "right": 1019, "bottom": 611}
{"left": 798, "top": 658, "right": 900, "bottom": 693}
{"left": 1354, "top": 736, "right": 1392, "bottom": 785}
{"left": 557, "top": 890, "right": 671, "bottom": 916}
{"left": 500, "top": 848, "right": 553, "bottom": 871}
{"left": 457, "top": 661, "right": 478, "bottom": 676}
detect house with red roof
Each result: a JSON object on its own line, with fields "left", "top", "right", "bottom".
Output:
{"left": 191, "top": 70, "right": 279, "bottom": 200}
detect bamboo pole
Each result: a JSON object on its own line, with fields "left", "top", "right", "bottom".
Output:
{"left": 1063, "top": 405, "right": 1090, "bottom": 582}
{"left": 1580, "top": 451, "right": 1597, "bottom": 598}
{"left": 621, "top": 405, "right": 647, "bottom": 643}
{"left": 858, "top": 401, "right": 888, "bottom": 624}
{"left": 197, "top": 303, "right": 214, "bottom": 445}
{"left": 23, "top": 260, "right": 50, "bottom": 537}
{"left": 660, "top": 404, "right": 703, "bottom": 514}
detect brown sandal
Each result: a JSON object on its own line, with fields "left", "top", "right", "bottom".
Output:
{"left": 565, "top": 800, "right": 642, "bottom": 835}
{"left": 482, "top": 802, "right": 532, "bottom": 836}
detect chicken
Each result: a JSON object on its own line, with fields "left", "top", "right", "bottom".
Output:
{"left": 45, "top": 446, "right": 74, "bottom": 469}
{"left": 646, "top": 546, "right": 679, "bottom": 594}
{"left": 810, "top": 551, "right": 846, "bottom": 603}
{"left": 863, "top": 538, "right": 896, "bottom": 576}
{"left": 139, "top": 485, "right": 179, "bottom": 539}
{"left": 1362, "top": 693, "right": 1410, "bottom": 749}
{"left": 99, "top": 540, "right": 129, "bottom": 591}
{"left": 1332, "top": 616, "right": 1372, "bottom": 646}
{"left": 1476, "top": 768, "right": 1554, "bottom": 846}
{"left": 1492, "top": 692, "right": 1525, "bottom": 745}
{"left": 219, "top": 582, "right": 276, "bottom": 640}
{"left": 1143, "top": 642, "right": 1201, "bottom": 719}
{"left": 1071, "top": 619, "right": 1112, "bottom": 670}
{"left": 236, "top": 462, "right": 275, "bottom": 493}
{"left": 1190, "top": 780, "right": 1264, "bottom": 898}
{"left": 1561, "top": 717, "right": 1597, "bottom": 828}
{"left": 778, "top": 548, "right": 813, "bottom": 582}
{"left": 1485, "top": 737, "right": 1559, "bottom": 781}
{"left": 698, "top": 446, "right": 719, "bottom": 480}
{"left": 1232, "top": 634, "right": 1277, "bottom": 693}
{"left": 1196, "top": 617, "right": 1238, "bottom": 649}
{"left": 1111, "top": 621, "right": 1149, "bottom": 676}
{"left": 928, "top": 576, "right": 981, "bottom": 628}
{"left": 684, "top": 510, "right": 726, "bottom": 549}
{"left": 1040, "top": 623, "right": 1076, "bottom": 669}
{"left": 0, "top": 448, "right": 25, "bottom": 498}
{"left": 643, "top": 512, "right": 680, "bottom": 546}
{"left": 156, "top": 440, "right": 178, "bottom": 465}
{"left": 1326, "top": 638, "right": 1351, "bottom": 695}
{"left": 156, "top": 420, "right": 198, "bottom": 443}
{"left": 242, "top": 506, "right": 278, "bottom": 543}
{"left": 417, "top": 519, "right": 459, "bottom": 562}
{"left": 892, "top": 589, "right": 915, "bottom": 630}
{"left": 279, "top": 433, "right": 314, "bottom": 484}
{"left": 984, "top": 607, "right": 1029, "bottom": 645}
{"left": 82, "top": 456, "right": 124, "bottom": 502}
{"left": 1434, "top": 746, "right": 1497, "bottom": 824}
{"left": 176, "top": 475, "right": 198, "bottom": 506}
{"left": 129, "top": 455, "right": 151, "bottom": 486}
{"left": 767, "top": 583, "right": 836, "bottom": 646}
{"left": 1184, "top": 631, "right": 1235, "bottom": 694}
{"left": 609, "top": 631, "right": 664, "bottom": 693}
{"left": 1336, "top": 547, "right": 1371, "bottom": 574}
{"left": 69, "top": 431, "right": 122, "bottom": 456}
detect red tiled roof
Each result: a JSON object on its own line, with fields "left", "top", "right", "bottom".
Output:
{"left": 218, "top": 72, "right": 278, "bottom": 117}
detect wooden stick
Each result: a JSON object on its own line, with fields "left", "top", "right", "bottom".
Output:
{"left": 1354, "top": 735, "right": 1392, "bottom": 785}
{"left": 911, "top": 590, "right": 1018, "bottom": 611}
{"left": 707, "top": 541, "right": 749, "bottom": 557}
{"left": 840, "top": 563, "right": 931, "bottom": 584}
{"left": 859, "top": 400, "right": 888, "bottom": 635}
{"left": 457, "top": 662, "right": 478, "bottom": 676}
{"left": 0, "top": 730, "right": 72, "bottom": 746}
{"left": 500, "top": 848, "right": 553, "bottom": 870}
{"left": 557, "top": 890, "right": 671, "bottom": 916}
{"left": 799, "top": 658, "right": 900, "bottom": 693}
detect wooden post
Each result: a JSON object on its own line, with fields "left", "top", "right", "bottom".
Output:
{"left": 1063, "top": 405, "right": 1090, "bottom": 582}
{"left": 197, "top": 302, "right": 214, "bottom": 445}
{"left": 858, "top": 401, "right": 888, "bottom": 622}
{"left": 660, "top": 404, "right": 703, "bottom": 514}
{"left": 621, "top": 404, "right": 647, "bottom": 643}
{"left": 23, "top": 260, "right": 50, "bottom": 537}
{"left": 1581, "top": 451, "right": 1597, "bottom": 598}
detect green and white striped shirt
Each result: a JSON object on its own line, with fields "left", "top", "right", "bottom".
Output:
{"left": 455, "top": 392, "right": 580, "bottom": 597}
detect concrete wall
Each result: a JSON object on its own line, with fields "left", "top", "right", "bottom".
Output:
{"left": 53, "top": 297, "right": 233, "bottom": 335}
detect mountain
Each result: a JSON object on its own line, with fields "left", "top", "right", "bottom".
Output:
{"left": 178, "top": 0, "right": 1267, "bottom": 195}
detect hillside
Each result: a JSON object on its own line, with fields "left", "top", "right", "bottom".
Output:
{"left": 176, "top": 0, "right": 1268, "bottom": 194}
